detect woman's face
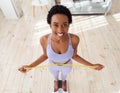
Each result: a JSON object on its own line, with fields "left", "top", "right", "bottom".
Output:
{"left": 50, "top": 14, "right": 70, "bottom": 38}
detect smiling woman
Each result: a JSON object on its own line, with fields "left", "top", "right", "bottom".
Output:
{"left": 50, "top": 14, "right": 69, "bottom": 38}
{"left": 18, "top": 5, "right": 104, "bottom": 93}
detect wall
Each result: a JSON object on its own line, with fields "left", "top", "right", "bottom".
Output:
{"left": 0, "top": 0, "right": 22, "bottom": 19}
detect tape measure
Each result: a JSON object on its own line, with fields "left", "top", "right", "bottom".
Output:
{"left": 25, "top": 64, "right": 99, "bottom": 70}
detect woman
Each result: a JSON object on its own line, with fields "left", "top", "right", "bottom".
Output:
{"left": 18, "top": 5, "right": 104, "bottom": 93}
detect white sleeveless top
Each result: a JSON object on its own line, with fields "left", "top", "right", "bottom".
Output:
{"left": 46, "top": 33, "right": 74, "bottom": 63}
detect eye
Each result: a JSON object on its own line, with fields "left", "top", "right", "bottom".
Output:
{"left": 52, "top": 22, "right": 59, "bottom": 27}
{"left": 62, "top": 23, "right": 68, "bottom": 28}
{"left": 53, "top": 23, "right": 58, "bottom": 27}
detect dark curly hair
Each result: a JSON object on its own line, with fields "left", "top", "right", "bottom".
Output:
{"left": 47, "top": 5, "right": 72, "bottom": 24}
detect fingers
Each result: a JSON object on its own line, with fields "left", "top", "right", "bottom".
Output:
{"left": 18, "top": 65, "right": 30, "bottom": 73}
{"left": 18, "top": 67, "right": 26, "bottom": 73}
{"left": 94, "top": 64, "right": 104, "bottom": 71}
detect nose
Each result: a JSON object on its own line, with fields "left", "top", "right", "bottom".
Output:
{"left": 57, "top": 26, "right": 64, "bottom": 33}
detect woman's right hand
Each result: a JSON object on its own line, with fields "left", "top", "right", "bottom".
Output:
{"left": 18, "top": 65, "right": 32, "bottom": 73}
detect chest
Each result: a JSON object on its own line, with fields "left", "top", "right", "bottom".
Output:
{"left": 51, "top": 40, "right": 69, "bottom": 54}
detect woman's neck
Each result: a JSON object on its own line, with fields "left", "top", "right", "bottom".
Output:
{"left": 51, "top": 33, "right": 69, "bottom": 42}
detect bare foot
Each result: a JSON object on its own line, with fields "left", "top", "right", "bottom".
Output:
{"left": 54, "top": 81, "right": 58, "bottom": 92}
{"left": 62, "top": 80, "right": 67, "bottom": 91}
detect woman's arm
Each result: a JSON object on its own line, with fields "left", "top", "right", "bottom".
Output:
{"left": 28, "top": 35, "right": 48, "bottom": 67}
{"left": 71, "top": 34, "right": 104, "bottom": 70}
{"left": 18, "top": 35, "right": 48, "bottom": 73}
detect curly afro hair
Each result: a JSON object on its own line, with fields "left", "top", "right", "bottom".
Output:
{"left": 47, "top": 5, "right": 72, "bottom": 24}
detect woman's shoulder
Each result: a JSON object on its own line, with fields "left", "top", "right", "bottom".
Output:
{"left": 69, "top": 33, "right": 80, "bottom": 47}
{"left": 40, "top": 33, "right": 51, "bottom": 45}
{"left": 69, "top": 33, "right": 80, "bottom": 42}
{"left": 40, "top": 34, "right": 49, "bottom": 40}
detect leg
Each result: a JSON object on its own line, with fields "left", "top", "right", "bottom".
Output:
{"left": 54, "top": 81, "right": 59, "bottom": 92}
{"left": 61, "top": 64, "right": 72, "bottom": 91}
{"left": 61, "top": 61, "right": 72, "bottom": 81}
{"left": 48, "top": 66, "right": 59, "bottom": 81}
{"left": 48, "top": 66, "right": 59, "bottom": 91}
{"left": 62, "top": 80, "right": 67, "bottom": 91}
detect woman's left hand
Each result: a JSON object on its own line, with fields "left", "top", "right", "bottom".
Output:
{"left": 92, "top": 64, "right": 104, "bottom": 71}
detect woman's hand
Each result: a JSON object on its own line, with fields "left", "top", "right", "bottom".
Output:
{"left": 92, "top": 64, "right": 104, "bottom": 71}
{"left": 18, "top": 65, "right": 32, "bottom": 73}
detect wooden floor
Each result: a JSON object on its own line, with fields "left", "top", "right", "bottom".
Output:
{"left": 0, "top": 0, "right": 120, "bottom": 93}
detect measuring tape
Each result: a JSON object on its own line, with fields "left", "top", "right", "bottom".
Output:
{"left": 25, "top": 64, "right": 99, "bottom": 70}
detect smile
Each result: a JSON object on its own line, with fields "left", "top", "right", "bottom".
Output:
{"left": 57, "top": 33, "right": 64, "bottom": 37}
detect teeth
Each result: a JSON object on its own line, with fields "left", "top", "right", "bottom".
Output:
{"left": 57, "top": 33, "right": 63, "bottom": 37}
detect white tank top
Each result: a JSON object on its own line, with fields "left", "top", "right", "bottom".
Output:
{"left": 46, "top": 33, "right": 74, "bottom": 63}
